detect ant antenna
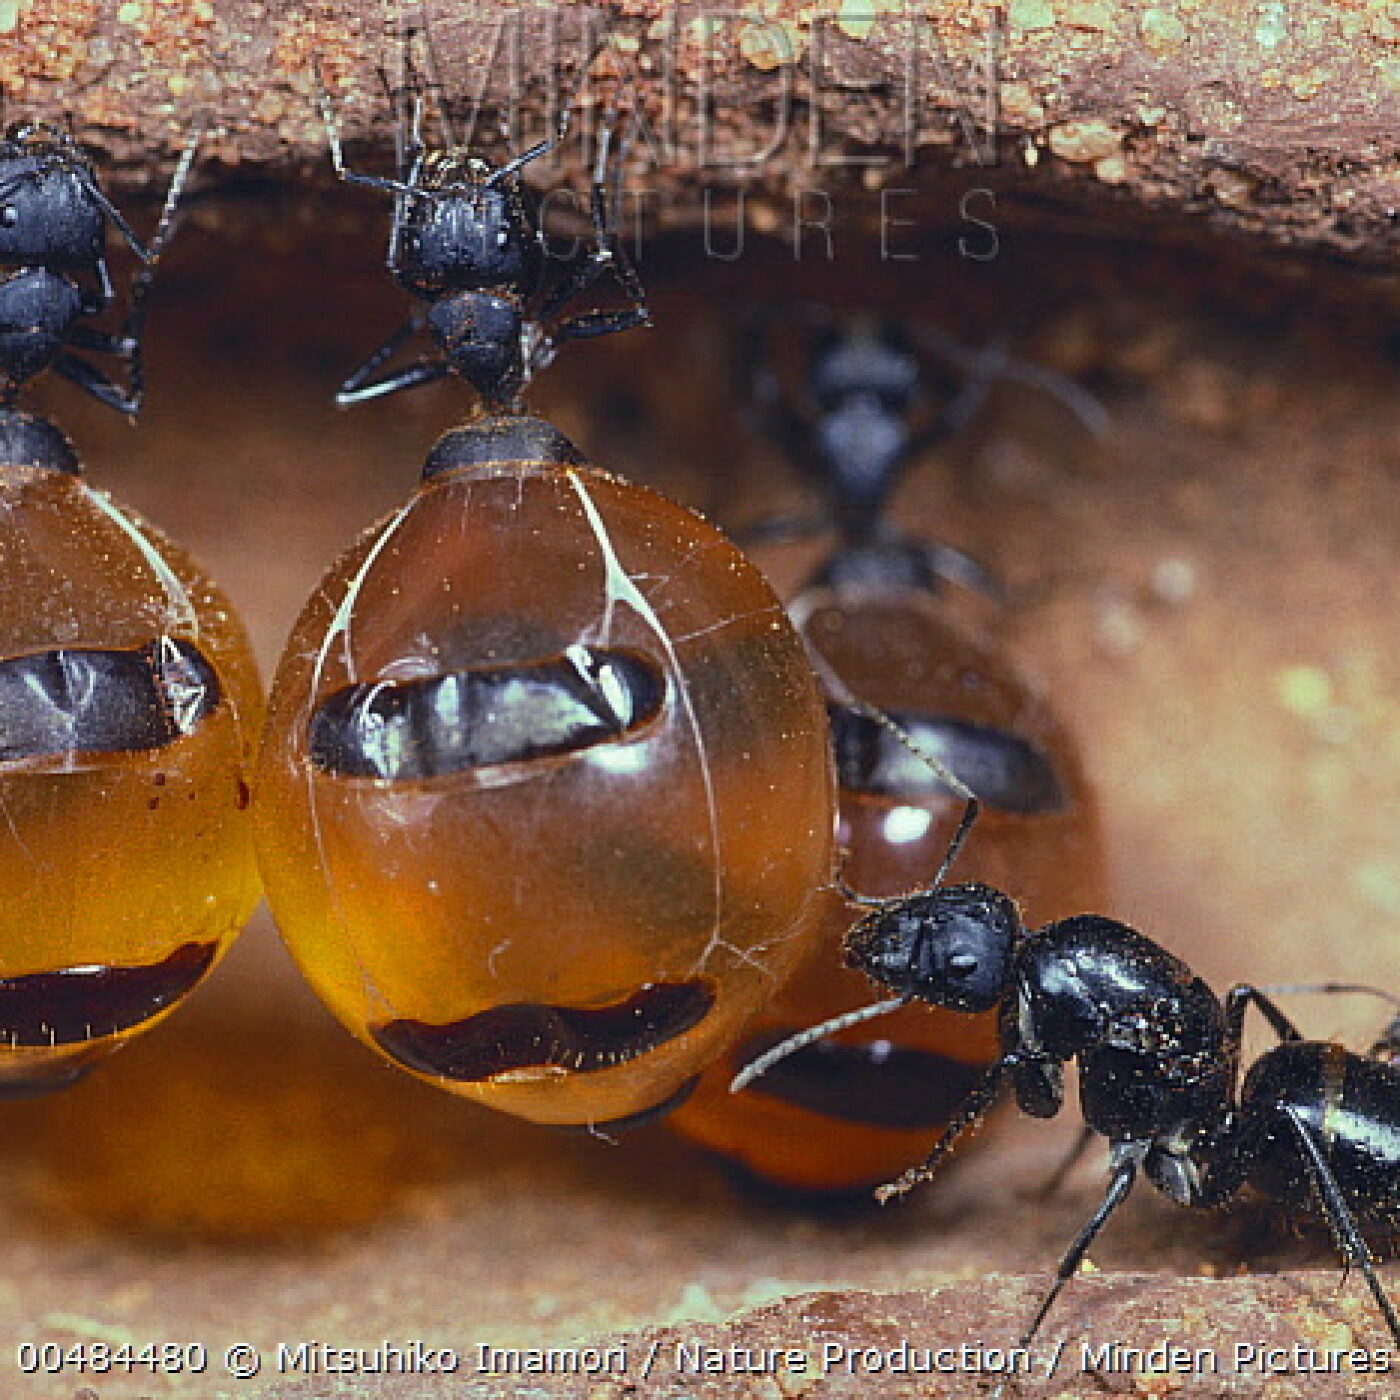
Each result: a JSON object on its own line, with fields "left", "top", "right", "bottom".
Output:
{"left": 730, "top": 996, "right": 912, "bottom": 1094}
{"left": 728, "top": 650, "right": 984, "bottom": 1097}
{"left": 915, "top": 324, "right": 1111, "bottom": 440}
{"left": 119, "top": 125, "right": 203, "bottom": 420}
{"left": 1255, "top": 982, "right": 1400, "bottom": 1012}
{"left": 796, "top": 628, "right": 982, "bottom": 890}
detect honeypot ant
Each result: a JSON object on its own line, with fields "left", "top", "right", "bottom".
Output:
{"left": 0, "top": 122, "right": 262, "bottom": 1092}
{"left": 736, "top": 875, "right": 1400, "bottom": 1366}
{"left": 254, "top": 34, "right": 837, "bottom": 1130}
{"left": 669, "top": 311, "right": 1109, "bottom": 1192}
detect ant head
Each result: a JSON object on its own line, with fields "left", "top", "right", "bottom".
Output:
{"left": 392, "top": 148, "right": 542, "bottom": 299}
{"left": 810, "top": 318, "right": 920, "bottom": 415}
{"left": 0, "top": 124, "right": 105, "bottom": 271}
{"left": 844, "top": 881, "right": 1020, "bottom": 1013}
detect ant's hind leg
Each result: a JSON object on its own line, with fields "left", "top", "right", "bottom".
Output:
{"left": 338, "top": 357, "right": 449, "bottom": 408}
{"left": 984, "top": 1145, "right": 1143, "bottom": 1400}
{"left": 336, "top": 319, "right": 446, "bottom": 407}
{"left": 533, "top": 108, "right": 649, "bottom": 360}
{"left": 1282, "top": 1105, "right": 1400, "bottom": 1349}
{"left": 1220, "top": 984, "right": 1306, "bottom": 1096}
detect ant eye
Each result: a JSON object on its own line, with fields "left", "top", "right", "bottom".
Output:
{"left": 949, "top": 952, "right": 979, "bottom": 975}
{"left": 0, "top": 206, "right": 17, "bottom": 228}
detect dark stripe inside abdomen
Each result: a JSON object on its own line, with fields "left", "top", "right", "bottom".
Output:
{"left": 309, "top": 645, "right": 665, "bottom": 780}
{"left": 828, "top": 704, "right": 1066, "bottom": 815}
{"left": 0, "top": 941, "right": 218, "bottom": 1046}
{"left": 372, "top": 980, "right": 716, "bottom": 1082}
{"left": 0, "top": 638, "right": 222, "bottom": 761}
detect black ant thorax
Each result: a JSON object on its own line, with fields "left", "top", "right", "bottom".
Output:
{"left": 807, "top": 324, "right": 924, "bottom": 531}
{"left": 391, "top": 151, "right": 543, "bottom": 301}
{"left": 0, "top": 125, "right": 106, "bottom": 274}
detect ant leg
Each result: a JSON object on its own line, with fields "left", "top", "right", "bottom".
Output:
{"left": 62, "top": 129, "right": 204, "bottom": 419}
{"left": 920, "top": 539, "right": 1009, "bottom": 605}
{"left": 413, "top": 9, "right": 460, "bottom": 153}
{"left": 532, "top": 107, "right": 649, "bottom": 368}
{"left": 52, "top": 351, "right": 140, "bottom": 417}
{"left": 1223, "top": 984, "right": 1305, "bottom": 1042}
{"left": 338, "top": 356, "right": 449, "bottom": 407}
{"left": 103, "top": 127, "right": 203, "bottom": 415}
{"left": 1221, "top": 983, "right": 1305, "bottom": 1100}
{"left": 832, "top": 845, "right": 883, "bottom": 909}
{"left": 545, "top": 304, "right": 650, "bottom": 346}
{"left": 874, "top": 1053, "right": 1019, "bottom": 1202}
{"left": 912, "top": 324, "right": 1111, "bottom": 440}
{"left": 1253, "top": 982, "right": 1400, "bottom": 1020}
{"left": 589, "top": 108, "right": 648, "bottom": 317}
{"left": 1013, "top": 1144, "right": 1142, "bottom": 1351}
{"left": 140, "top": 126, "right": 203, "bottom": 271}
{"left": 316, "top": 65, "right": 416, "bottom": 198}
{"left": 732, "top": 512, "right": 828, "bottom": 549}
{"left": 1281, "top": 1105, "right": 1400, "bottom": 1348}
{"left": 65, "top": 324, "right": 135, "bottom": 358}
{"left": 75, "top": 170, "right": 150, "bottom": 263}
{"left": 336, "top": 318, "right": 445, "bottom": 406}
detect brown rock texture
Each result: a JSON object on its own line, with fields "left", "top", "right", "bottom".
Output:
{"left": 0, "top": 1, "right": 1397, "bottom": 257}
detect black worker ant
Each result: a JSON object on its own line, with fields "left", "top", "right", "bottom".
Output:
{"left": 316, "top": 28, "right": 649, "bottom": 412}
{"left": 666, "top": 311, "right": 1110, "bottom": 1193}
{"left": 735, "top": 872, "right": 1400, "bottom": 1368}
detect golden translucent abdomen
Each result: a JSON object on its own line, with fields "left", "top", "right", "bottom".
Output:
{"left": 255, "top": 459, "right": 837, "bottom": 1127}
{"left": 0, "top": 467, "right": 262, "bottom": 1092}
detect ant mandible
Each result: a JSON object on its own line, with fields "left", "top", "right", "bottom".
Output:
{"left": 317, "top": 34, "right": 649, "bottom": 411}
{"left": 736, "top": 872, "right": 1400, "bottom": 1366}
